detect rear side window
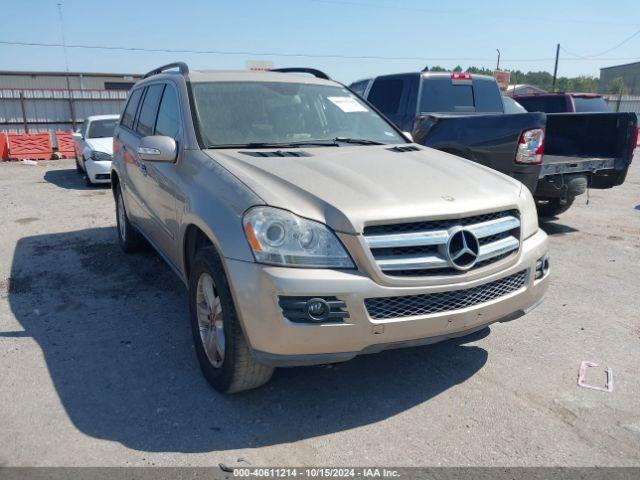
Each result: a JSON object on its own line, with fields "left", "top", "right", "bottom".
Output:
{"left": 473, "top": 79, "right": 504, "bottom": 113}
{"left": 572, "top": 96, "right": 609, "bottom": 112}
{"left": 121, "top": 88, "right": 143, "bottom": 129}
{"left": 368, "top": 78, "right": 403, "bottom": 116}
{"left": 419, "top": 77, "right": 503, "bottom": 113}
{"left": 516, "top": 96, "right": 568, "bottom": 113}
{"left": 136, "top": 85, "right": 164, "bottom": 136}
{"left": 350, "top": 80, "right": 369, "bottom": 97}
{"left": 155, "top": 85, "right": 180, "bottom": 139}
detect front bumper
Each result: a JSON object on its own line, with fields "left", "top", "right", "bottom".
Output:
{"left": 225, "top": 229, "right": 549, "bottom": 367}
{"left": 85, "top": 160, "right": 112, "bottom": 183}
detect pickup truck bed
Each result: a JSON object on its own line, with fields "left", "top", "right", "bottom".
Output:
{"left": 539, "top": 112, "right": 637, "bottom": 189}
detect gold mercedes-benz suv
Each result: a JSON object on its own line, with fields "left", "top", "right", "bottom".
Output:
{"left": 111, "top": 63, "right": 549, "bottom": 393}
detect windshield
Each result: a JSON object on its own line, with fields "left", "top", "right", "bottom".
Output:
{"left": 572, "top": 96, "right": 610, "bottom": 112}
{"left": 191, "top": 82, "right": 405, "bottom": 147}
{"left": 419, "top": 77, "right": 504, "bottom": 113}
{"left": 87, "top": 119, "right": 118, "bottom": 138}
{"left": 503, "top": 97, "right": 527, "bottom": 114}
{"left": 516, "top": 96, "right": 568, "bottom": 113}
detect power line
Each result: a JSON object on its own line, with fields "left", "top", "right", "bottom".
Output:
{"left": 1, "top": 40, "right": 639, "bottom": 63}
{"left": 310, "top": 0, "right": 640, "bottom": 26}
{"left": 561, "top": 27, "right": 640, "bottom": 59}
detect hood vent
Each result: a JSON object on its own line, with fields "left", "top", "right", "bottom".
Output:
{"left": 240, "top": 150, "right": 312, "bottom": 158}
{"left": 387, "top": 145, "right": 422, "bottom": 153}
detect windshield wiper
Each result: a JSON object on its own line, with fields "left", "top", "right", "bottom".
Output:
{"left": 332, "top": 137, "right": 385, "bottom": 145}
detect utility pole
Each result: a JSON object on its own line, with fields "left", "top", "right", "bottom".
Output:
{"left": 57, "top": 3, "right": 76, "bottom": 130}
{"left": 552, "top": 43, "right": 560, "bottom": 92}
{"left": 496, "top": 49, "right": 501, "bottom": 70}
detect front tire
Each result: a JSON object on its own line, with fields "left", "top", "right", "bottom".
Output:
{"left": 189, "top": 246, "right": 274, "bottom": 394}
{"left": 115, "top": 185, "right": 146, "bottom": 253}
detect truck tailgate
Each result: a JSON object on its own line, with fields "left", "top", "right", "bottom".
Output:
{"left": 542, "top": 112, "right": 637, "bottom": 188}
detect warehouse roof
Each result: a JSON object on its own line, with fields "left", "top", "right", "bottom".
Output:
{"left": 0, "top": 70, "right": 141, "bottom": 77}
{"left": 600, "top": 61, "right": 640, "bottom": 71}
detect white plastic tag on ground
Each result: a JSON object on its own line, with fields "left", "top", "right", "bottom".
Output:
{"left": 21, "top": 160, "right": 38, "bottom": 166}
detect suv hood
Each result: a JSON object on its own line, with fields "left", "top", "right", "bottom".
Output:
{"left": 85, "top": 137, "right": 113, "bottom": 155}
{"left": 205, "top": 145, "right": 522, "bottom": 234}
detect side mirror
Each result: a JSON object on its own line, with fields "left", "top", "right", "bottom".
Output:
{"left": 72, "top": 131, "right": 82, "bottom": 139}
{"left": 403, "top": 131, "right": 414, "bottom": 142}
{"left": 137, "top": 136, "right": 177, "bottom": 162}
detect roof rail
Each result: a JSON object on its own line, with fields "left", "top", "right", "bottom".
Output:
{"left": 271, "top": 68, "right": 331, "bottom": 80}
{"left": 143, "top": 62, "right": 189, "bottom": 79}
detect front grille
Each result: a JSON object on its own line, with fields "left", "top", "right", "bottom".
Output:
{"left": 364, "top": 210, "right": 518, "bottom": 236}
{"left": 365, "top": 270, "right": 528, "bottom": 320}
{"left": 364, "top": 209, "right": 520, "bottom": 277}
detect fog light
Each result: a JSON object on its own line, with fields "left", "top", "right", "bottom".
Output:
{"left": 305, "top": 298, "right": 330, "bottom": 322}
{"left": 535, "top": 254, "right": 549, "bottom": 280}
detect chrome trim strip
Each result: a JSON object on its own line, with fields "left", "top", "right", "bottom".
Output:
{"left": 478, "top": 236, "right": 519, "bottom": 262}
{"left": 467, "top": 216, "right": 520, "bottom": 239}
{"left": 375, "top": 235, "right": 519, "bottom": 271}
{"left": 376, "top": 253, "right": 448, "bottom": 271}
{"left": 365, "top": 230, "right": 448, "bottom": 249}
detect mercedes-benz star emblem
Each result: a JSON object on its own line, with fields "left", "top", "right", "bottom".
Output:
{"left": 446, "top": 228, "right": 480, "bottom": 270}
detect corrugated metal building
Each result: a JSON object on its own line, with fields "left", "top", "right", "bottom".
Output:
{"left": 0, "top": 70, "right": 142, "bottom": 134}
{"left": 599, "top": 61, "right": 640, "bottom": 95}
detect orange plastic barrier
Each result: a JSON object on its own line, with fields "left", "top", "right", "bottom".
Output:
{"left": 0, "top": 133, "right": 8, "bottom": 161}
{"left": 7, "top": 133, "right": 53, "bottom": 161}
{"left": 55, "top": 131, "right": 75, "bottom": 158}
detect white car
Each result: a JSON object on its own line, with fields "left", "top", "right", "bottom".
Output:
{"left": 73, "top": 114, "right": 119, "bottom": 185}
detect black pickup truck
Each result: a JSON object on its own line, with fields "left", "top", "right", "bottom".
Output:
{"left": 351, "top": 72, "right": 638, "bottom": 217}
{"left": 512, "top": 92, "right": 639, "bottom": 215}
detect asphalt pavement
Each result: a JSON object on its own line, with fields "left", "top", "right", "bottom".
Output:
{"left": 0, "top": 158, "right": 638, "bottom": 467}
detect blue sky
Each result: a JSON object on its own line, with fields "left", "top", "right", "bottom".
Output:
{"left": 1, "top": 0, "right": 639, "bottom": 84}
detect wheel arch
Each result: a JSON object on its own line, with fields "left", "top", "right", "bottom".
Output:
{"left": 183, "top": 223, "right": 217, "bottom": 281}
{"left": 110, "top": 169, "right": 120, "bottom": 198}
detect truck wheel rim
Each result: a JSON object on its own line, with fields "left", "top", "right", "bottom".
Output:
{"left": 117, "top": 193, "right": 127, "bottom": 241}
{"left": 196, "top": 272, "right": 225, "bottom": 368}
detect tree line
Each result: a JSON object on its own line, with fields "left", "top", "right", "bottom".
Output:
{"left": 423, "top": 65, "right": 602, "bottom": 93}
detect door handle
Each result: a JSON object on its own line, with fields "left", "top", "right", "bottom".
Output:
{"left": 139, "top": 163, "right": 148, "bottom": 176}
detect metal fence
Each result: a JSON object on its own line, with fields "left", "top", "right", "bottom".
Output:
{"left": 603, "top": 94, "right": 640, "bottom": 115}
{"left": 0, "top": 88, "right": 128, "bottom": 134}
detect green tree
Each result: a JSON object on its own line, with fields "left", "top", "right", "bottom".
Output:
{"left": 608, "top": 77, "right": 626, "bottom": 95}
{"left": 418, "top": 65, "right": 599, "bottom": 93}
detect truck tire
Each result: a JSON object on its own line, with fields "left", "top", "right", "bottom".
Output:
{"left": 115, "top": 185, "right": 146, "bottom": 253}
{"left": 188, "top": 246, "right": 274, "bottom": 394}
{"left": 536, "top": 196, "right": 575, "bottom": 218}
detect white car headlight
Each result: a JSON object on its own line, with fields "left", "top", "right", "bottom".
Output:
{"left": 90, "top": 151, "right": 112, "bottom": 161}
{"left": 242, "top": 207, "right": 354, "bottom": 268}
{"left": 519, "top": 186, "right": 539, "bottom": 239}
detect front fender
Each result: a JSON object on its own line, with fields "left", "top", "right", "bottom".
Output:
{"left": 176, "top": 152, "right": 264, "bottom": 276}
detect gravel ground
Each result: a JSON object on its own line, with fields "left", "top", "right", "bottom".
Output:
{"left": 0, "top": 158, "right": 638, "bottom": 467}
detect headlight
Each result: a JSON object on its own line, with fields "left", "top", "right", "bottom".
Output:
{"left": 242, "top": 207, "right": 354, "bottom": 268}
{"left": 90, "top": 151, "right": 112, "bottom": 161}
{"left": 519, "top": 186, "right": 539, "bottom": 239}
